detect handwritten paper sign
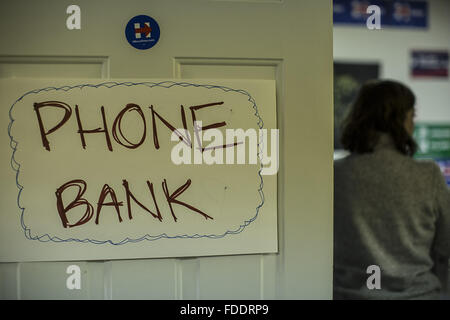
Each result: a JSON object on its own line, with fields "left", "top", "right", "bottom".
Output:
{"left": 0, "top": 79, "right": 278, "bottom": 262}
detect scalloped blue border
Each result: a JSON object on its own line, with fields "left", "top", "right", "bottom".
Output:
{"left": 8, "top": 81, "right": 265, "bottom": 245}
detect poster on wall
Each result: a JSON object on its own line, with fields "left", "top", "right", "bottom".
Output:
{"left": 334, "top": 62, "right": 379, "bottom": 150}
{"left": 411, "top": 50, "right": 449, "bottom": 78}
{"left": 0, "top": 79, "right": 278, "bottom": 262}
{"left": 414, "top": 123, "right": 450, "bottom": 186}
{"left": 333, "top": 0, "right": 428, "bottom": 29}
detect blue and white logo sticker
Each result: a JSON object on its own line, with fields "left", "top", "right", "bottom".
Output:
{"left": 125, "top": 15, "right": 160, "bottom": 50}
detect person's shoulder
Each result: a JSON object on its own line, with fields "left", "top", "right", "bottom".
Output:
{"left": 410, "top": 158, "right": 440, "bottom": 172}
{"left": 334, "top": 153, "right": 352, "bottom": 169}
{"left": 407, "top": 158, "right": 444, "bottom": 182}
{"left": 419, "top": 159, "right": 448, "bottom": 187}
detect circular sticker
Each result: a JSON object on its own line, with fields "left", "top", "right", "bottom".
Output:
{"left": 125, "top": 15, "right": 160, "bottom": 50}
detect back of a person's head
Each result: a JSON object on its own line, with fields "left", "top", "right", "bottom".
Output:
{"left": 341, "top": 79, "right": 417, "bottom": 156}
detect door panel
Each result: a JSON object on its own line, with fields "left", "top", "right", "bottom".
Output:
{"left": 110, "top": 259, "right": 177, "bottom": 299}
{"left": 174, "top": 57, "right": 282, "bottom": 80}
{"left": 173, "top": 57, "right": 282, "bottom": 300}
{"left": 0, "top": 263, "right": 18, "bottom": 299}
{"left": 19, "top": 262, "right": 89, "bottom": 299}
{"left": 0, "top": 56, "right": 109, "bottom": 78}
{"left": 198, "top": 255, "right": 261, "bottom": 299}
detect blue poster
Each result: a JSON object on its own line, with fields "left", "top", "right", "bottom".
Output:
{"left": 333, "top": 0, "right": 428, "bottom": 28}
{"left": 125, "top": 15, "right": 160, "bottom": 50}
{"left": 436, "top": 160, "right": 450, "bottom": 187}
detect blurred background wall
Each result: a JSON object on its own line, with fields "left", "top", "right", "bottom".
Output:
{"left": 332, "top": 0, "right": 450, "bottom": 297}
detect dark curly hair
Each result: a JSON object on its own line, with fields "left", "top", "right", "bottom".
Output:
{"left": 341, "top": 79, "right": 418, "bottom": 156}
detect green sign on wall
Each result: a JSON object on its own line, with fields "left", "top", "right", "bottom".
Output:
{"left": 414, "top": 123, "right": 450, "bottom": 159}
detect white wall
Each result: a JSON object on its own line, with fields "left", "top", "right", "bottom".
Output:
{"left": 333, "top": 0, "right": 450, "bottom": 123}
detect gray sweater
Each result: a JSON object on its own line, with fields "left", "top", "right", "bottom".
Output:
{"left": 334, "top": 134, "right": 450, "bottom": 299}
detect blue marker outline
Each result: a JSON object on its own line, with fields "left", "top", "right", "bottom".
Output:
{"left": 8, "top": 81, "right": 265, "bottom": 245}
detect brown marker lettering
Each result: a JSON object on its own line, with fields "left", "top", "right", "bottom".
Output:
{"left": 95, "top": 184, "right": 123, "bottom": 224}
{"left": 55, "top": 179, "right": 94, "bottom": 228}
{"left": 34, "top": 101, "right": 72, "bottom": 151}
{"left": 162, "top": 178, "right": 213, "bottom": 222}
{"left": 189, "top": 102, "right": 241, "bottom": 151}
{"left": 122, "top": 179, "right": 162, "bottom": 221}
{"left": 149, "top": 104, "right": 191, "bottom": 149}
{"left": 112, "top": 104, "right": 147, "bottom": 149}
{"left": 75, "top": 105, "right": 113, "bottom": 151}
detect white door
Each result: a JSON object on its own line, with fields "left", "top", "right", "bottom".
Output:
{"left": 0, "top": 0, "right": 333, "bottom": 299}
